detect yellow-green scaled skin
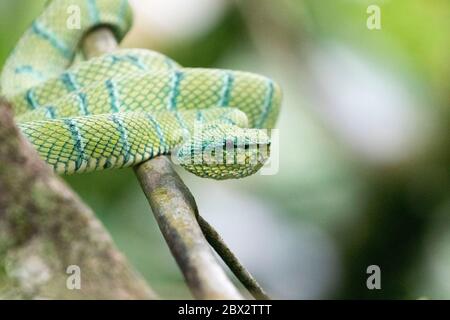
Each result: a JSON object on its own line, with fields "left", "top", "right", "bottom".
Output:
{"left": 1, "top": 0, "right": 282, "bottom": 179}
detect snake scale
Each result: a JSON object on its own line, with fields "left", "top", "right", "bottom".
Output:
{"left": 1, "top": 0, "right": 281, "bottom": 179}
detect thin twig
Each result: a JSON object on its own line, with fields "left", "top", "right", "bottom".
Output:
{"left": 198, "top": 216, "right": 271, "bottom": 300}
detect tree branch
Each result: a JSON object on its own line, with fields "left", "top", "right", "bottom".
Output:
{"left": 135, "top": 158, "right": 243, "bottom": 299}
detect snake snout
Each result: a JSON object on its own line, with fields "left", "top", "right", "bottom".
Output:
{"left": 175, "top": 125, "right": 271, "bottom": 180}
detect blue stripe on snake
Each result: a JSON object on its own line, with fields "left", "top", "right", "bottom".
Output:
{"left": 118, "top": 0, "right": 129, "bottom": 23}
{"left": 65, "top": 118, "right": 86, "bottom": 172}
{"left": 146, "top": 114, "right": 166, "bottom": 152}
{"left": 219, "top": 71, "right": 234, "bottom": 107}
{"left": 45, "top": 106, "right": 57, "bottom": 119}
{"left": 76, "top": 92, "right": 90, "bottom": 115}
{"left": 15, "top": 65, "right": 44, "bottom": 79}
{"left": 257, "top": 79, "right": 274, "bottom": 128}
{"left": 31, "top": 21, "right": 71, "bottom": 59}
{"left": 111, "top": 114, "right": 131, "bottom": 163}
{"left": 196, "top": 110, "right": 204, "bottom": 122}
{"left": 111, "top": 54, "right": 148, "bottom": 71}
{"left": 105, "top": 79, "right": 120, "bottom": 112}
{"left": 25, "top": 89, "right": 39, "bottom": 110}
{"left": 61, "top": 72, "right": 79, "bottom": 92}
{"left": 87, "top": 0, "right": 100, "bottom": 24}
{"left": 124, "top": 55, "right": 148, "bottom": 71}
{"left": 168, "top": 70, "right": 183, "bottom": 110}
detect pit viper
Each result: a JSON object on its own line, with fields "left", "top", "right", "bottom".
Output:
{"left": 0, "top": 0, "right": 281, "bottom": 179}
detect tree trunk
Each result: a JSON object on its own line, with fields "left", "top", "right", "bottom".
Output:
{"left": 0, "top": 99, "right": 156, "bottom": 299}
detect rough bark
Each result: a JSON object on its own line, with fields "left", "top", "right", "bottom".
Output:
{"left": 0, "top": 99, "right": 156, "bottom": 299}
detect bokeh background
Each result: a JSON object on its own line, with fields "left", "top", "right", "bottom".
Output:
{"left": 1, "top": 0, "right": 449, "bottom": 299}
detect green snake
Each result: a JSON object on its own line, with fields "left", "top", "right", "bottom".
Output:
{"left": 1, "top": 0, "right": 281, "bottom": 180}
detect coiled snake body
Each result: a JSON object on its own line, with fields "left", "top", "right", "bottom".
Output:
{"left": 1, "top": 0, "right": 281, "bottom": 179}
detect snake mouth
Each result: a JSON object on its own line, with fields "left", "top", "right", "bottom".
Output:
{"left": 175, "top": 139, "right": 271, "bottom": 180}
{"left": 171, "top": 123, "right": 271, "bottom": 179}
{"left": 180, "top": 161, "right": 267, "bottom": 180}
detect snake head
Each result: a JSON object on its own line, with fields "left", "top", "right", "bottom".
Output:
{"left": 174, "top": 124, "right": 270, "bottom": 180}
